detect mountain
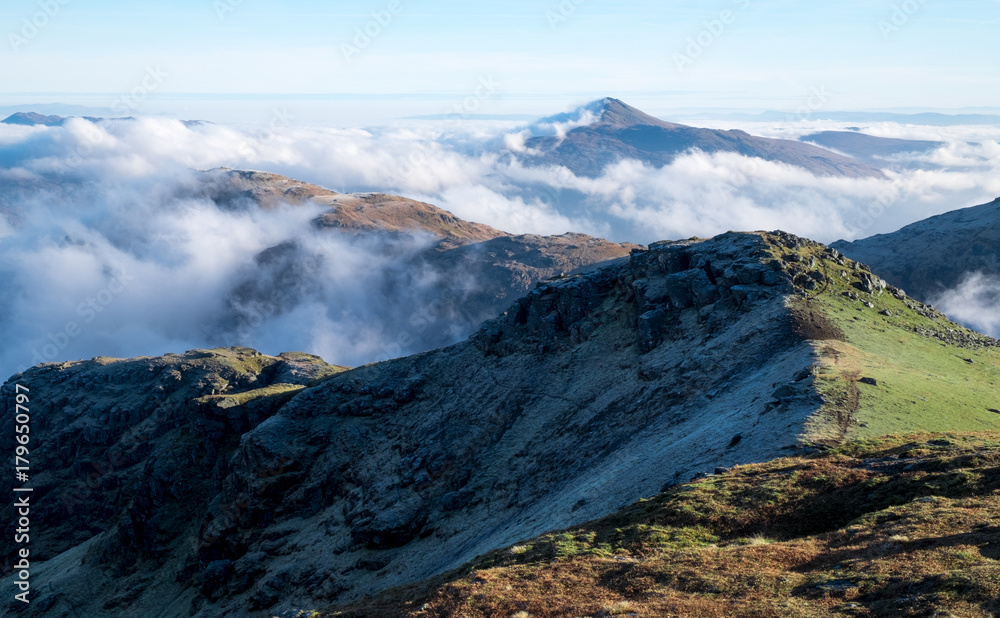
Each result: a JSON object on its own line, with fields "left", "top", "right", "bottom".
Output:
{"left": 0, "top": 167, "right": 637, "bottom": 382}
{"left": 520, "top": 98, "right": 887, "bottom": 179}
{"left": 5, "top": 231, "right": 997, "bottom": 616}
{"left": 189, "top": 169, "right": 638, "bottom": 356}
{"left": 800, "top": 130, "right": 944, "bottom": 163}
{"left": 1, "top": 112, "right": 71, "bottom": 126}
{"left": 1, "top": 112, "right": 208, "bottom": 127}
{"left": 831, "top": 196, "right": 1000, "bottom": 301}
{"left": 196, "top": 168, "right": 506, "bottom": 247}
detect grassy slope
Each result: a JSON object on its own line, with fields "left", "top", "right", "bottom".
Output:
{"left": 766, "top": 243, "right": 1000, "bottom": 442}
{"left": 328, "top": 434, "right": 1000, "bottom": 617}
{"left": 312, "top": 236, "right": 1000, "bottom": 618}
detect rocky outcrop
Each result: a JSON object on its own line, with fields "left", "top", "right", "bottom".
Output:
{"left": 2, "top": 232, "right": 835, "bottom": 617}
{"left": 0, "top": 349, "right": 343, "bottom": 594}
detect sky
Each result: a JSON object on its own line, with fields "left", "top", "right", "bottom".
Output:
{"left": 2, "top": 0, "right": 1000, "bottom": 377}
{"left": 2, "top": 0, "right": 999, "bottom": 124}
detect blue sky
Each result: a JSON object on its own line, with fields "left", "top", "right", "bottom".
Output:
{"left": 1, "top": 0, "right": 999, "bottom": 123}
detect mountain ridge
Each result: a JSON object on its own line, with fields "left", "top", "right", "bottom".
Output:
{"left": 832, "top": 196, "right": 1000, "bottom": 302}
{"left": 4, "top": 230, "right": 998, "bottom": 617}
{"left": 521, "top": 98, "right": 888, "bottom": 179}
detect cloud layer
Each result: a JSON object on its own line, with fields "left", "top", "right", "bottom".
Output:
{"left": 931, "top": 272, "right": 1000, "bottom": 339}
{"left": 1, "top": 113, "right": 998, "bottom": 380}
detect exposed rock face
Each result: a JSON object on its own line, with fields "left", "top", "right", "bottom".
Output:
{"left": 522, "top": 98, "right": 887, "bottom": 179}
{"left": 832, "top": 196, "right": 1000, "bottom": 301}
{"left": 2, "top": 232, "right": 834, "bottom": 617}
{"left": 0, "top": 349, "right": 344, "bottom": 615}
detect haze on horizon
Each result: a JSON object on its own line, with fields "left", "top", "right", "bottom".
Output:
{"left": 1, "top": 0, "right": 999, "bottom": 125}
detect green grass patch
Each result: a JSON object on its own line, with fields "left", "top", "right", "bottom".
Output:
{"left": 766, "top": 239, "right": 1000, "bottom": 440}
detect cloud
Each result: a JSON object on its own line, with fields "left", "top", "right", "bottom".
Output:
{"left": 929, "top": 272, "right": 1000, "bottom": 339}
{"left": 2, "top": 113, "right": 1000, "bottom": 380}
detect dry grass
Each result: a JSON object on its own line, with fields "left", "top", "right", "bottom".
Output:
{"left": 325, "top": 433, "right": 1000, "bottom": 617}
{"left": 602, "top": 600, "right": 633, "bottom": 614}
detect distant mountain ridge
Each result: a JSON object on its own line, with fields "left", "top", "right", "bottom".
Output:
{"left": 1, "top": 111, "right": 209, "bottom": 127}
{"left": 519, "top": 98, "right": 887, "bottom": 178}
{"left": 800, "top": 131, "right": 944, "bottom": 163}
{"left": 832, "top": 196, "right": 1000, "bottom": 301}
{"left": 192, "top": 169, "right": 638, "bottom": 341}
{"left": 1, "top": 111, "right": 77, "bottom": 126}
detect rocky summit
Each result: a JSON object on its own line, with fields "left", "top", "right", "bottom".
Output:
{"left": 3, "top": 231, "right": 998, "bottom": 617}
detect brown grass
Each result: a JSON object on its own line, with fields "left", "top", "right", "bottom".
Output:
{"left": 324, "top": 433, "right": 1000, "bottom": 618}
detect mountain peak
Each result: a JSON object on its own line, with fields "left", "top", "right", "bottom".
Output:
{"left": 535, "top": 98, "right": 683, "bottom": 131}
{"left": 589, "top": 97, "right": 683, "bottom": 129}
{"left": 523, "top": 99, "right": 886, "bottom": 179}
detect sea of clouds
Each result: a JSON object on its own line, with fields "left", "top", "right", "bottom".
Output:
{"left": 1, "top": 111, "right": 998, "bottom": 380}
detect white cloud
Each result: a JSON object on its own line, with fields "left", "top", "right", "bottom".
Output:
{"left": 930, "top": 272, "right": 1000, "bottom": 338}
{"left": 2, "top": 113, "right": 1000, "bottom": 379}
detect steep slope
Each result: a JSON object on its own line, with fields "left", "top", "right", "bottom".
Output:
{"left": 4, "top": 231, "right": 997, "bottom": 617}
{"left": 334, "top": 433, "right": 1000, "bottom": 617}
{"left": 522, "top": 99, "right": 886, "bottom": 179}
{"left": 831, "top": 196, "right": 1000, "bottom": 301}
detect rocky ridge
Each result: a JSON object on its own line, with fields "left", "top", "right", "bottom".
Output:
{"left": 3, "top": 231, "right": 995, "bottom": 617}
